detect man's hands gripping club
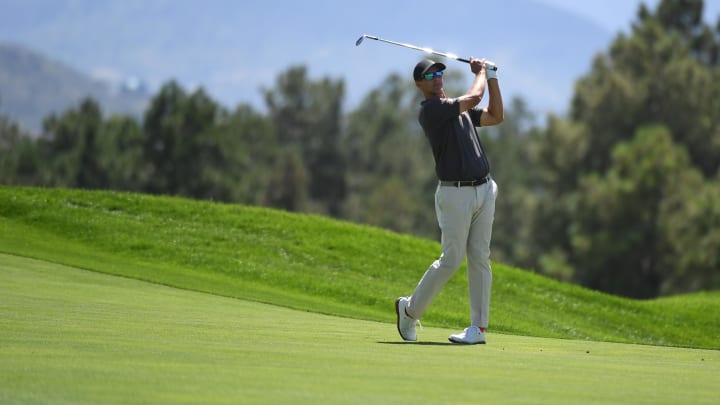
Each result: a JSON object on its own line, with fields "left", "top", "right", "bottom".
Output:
{"left": 460, "top": 58, "right": 498, "bottom": 112}
{"left": 470, "top": 58, "right": 498, "bottom": 80}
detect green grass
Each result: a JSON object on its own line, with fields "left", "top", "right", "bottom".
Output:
{"left": 1, "top": 254, "right": 717, "bottom": 404}
{"left": 1, "top": 185, "right": 718, "bottom": 403}
{"left": 1, "top": 185, "right": 718, "bottom": 349}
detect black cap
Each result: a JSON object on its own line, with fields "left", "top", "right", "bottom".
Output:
{"left": 413, "top": 59, "right": 446, "bottom": 81}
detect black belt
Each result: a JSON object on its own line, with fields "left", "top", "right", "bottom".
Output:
{"left": 440, "top": 176, "right": 490, "bottom": 187}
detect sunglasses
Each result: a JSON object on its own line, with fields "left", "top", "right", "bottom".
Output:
{"left": 422, "top": 71, "right": 444, "bottom": 80}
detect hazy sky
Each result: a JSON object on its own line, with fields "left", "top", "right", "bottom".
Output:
{"left": 538, "top": 0, "right": 720, "bottom": 32}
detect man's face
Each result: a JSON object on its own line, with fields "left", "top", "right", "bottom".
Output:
{"left": 416, "top": 67, "right": 444, "bottom": 98}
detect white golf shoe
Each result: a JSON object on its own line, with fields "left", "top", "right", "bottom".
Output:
{"left": 395, "top": 297, "right": 417, "bottom": 341}
{"left": 449, "top": 325, "right": 486, "bottom": 344}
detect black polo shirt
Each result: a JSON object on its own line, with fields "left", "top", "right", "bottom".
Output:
{"left": 418, "top": 98, "right": 490, "bottom": 181}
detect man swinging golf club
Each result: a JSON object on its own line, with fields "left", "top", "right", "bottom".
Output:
{"left": 396, "top": 56, "right": 503, "bottom": 344}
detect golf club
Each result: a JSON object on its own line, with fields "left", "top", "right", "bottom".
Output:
{"left": 355, "top": 34, "right": 497, "bottom": 71}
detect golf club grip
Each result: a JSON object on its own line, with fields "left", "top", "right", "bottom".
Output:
{"left": 458, "top": 57, "right": 499, "bottom": 71}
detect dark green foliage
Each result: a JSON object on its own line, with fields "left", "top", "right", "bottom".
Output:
{"left": 524, "top": 0, "right": 720, "bottom": 296}
{"left": 0, "top": 112, "right": 40, "bottom": 184}
{"left": 141, "top": 82, "right": 224, "bottom": 198}
{"left": 34, "top": 99, "right": 109, "bottom": 188}
{"left": 264, "top": 66, "right": 347, "bottom": 216}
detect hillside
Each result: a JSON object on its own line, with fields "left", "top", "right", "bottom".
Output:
{"left": 0, "top": 185, "right": 718, "bottom": 349}
{"left": 0, "top": 43, "right": 148, "bottom": 134}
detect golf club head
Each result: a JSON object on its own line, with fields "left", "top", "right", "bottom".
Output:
{"left": 355, "top": 35, "right": 366, "bottom": 46}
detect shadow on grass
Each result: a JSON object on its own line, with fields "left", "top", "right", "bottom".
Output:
{"left": 376, "top": 341, "right": 457, "bottom": 346}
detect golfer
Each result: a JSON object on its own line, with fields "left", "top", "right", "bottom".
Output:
{"left": 396, "top": 57, "right": 503, "bottom": 344}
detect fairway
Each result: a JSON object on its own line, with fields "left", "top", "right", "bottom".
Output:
{"left": 1, "top": 253, "right": 717, "bottom": 404}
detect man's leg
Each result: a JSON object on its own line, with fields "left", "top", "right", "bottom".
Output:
{"left": 406, "top": 186, "right": 472, "bottom": 319}
{"left": 466, "top": 180, "right": 498, "bottom": 328}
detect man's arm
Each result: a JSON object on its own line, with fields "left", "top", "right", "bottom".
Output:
{"left": 480, "top": 62, "right": 504, "bottom": 126}
{"left": 458, "top": 58, "right": 486, "bottom": 113}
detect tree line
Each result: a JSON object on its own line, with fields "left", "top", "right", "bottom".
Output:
{"left": 1, "top": 0, "right": 719, "bottom": 298}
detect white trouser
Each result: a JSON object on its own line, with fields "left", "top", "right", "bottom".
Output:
{"left": 407, "top": 179, "right": 497, "bottom": 328}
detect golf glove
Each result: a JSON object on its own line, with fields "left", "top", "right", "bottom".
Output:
{"left": 485, "top": 61, "right": 498, "bottom": 80}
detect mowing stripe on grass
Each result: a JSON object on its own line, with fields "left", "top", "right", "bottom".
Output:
{"left": 1, "top": 254, "right": 717, "bottom": 404}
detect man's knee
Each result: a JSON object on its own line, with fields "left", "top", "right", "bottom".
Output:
{"left": 436, "top": 253, "right": 464, "bottom": 271}
{"left": 467, "top": 243, "right": 491, "bottom": 262}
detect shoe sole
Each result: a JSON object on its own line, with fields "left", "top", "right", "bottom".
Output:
{"left": 395, "top": 298, "right": 415, "bottom": 341}
{"left": 448, "top": 337, "right": 486, "bottom": 345}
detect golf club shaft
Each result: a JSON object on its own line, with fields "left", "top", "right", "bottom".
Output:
{"left": 362, "top": 35, "right": 470, "bottom": 64}
{"left": 356, "top": 34, "right": 497, "bottom": 70}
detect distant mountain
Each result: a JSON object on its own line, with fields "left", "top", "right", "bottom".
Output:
{"left": 0, "top": 42, "right": 149, "bottom": 135}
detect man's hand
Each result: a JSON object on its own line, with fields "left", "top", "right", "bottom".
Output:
{"left": 485, "top": 60, "right": 498, "bottom": 80}
{"left": 470, "top": 57, "right": 486, "bottom": 75}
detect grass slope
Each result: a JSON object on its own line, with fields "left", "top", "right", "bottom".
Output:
{"left": 1, "top": 254, "right": 717, "bottom": 404}
{"left": 1, "top": 186, "right": 718, "bottom": 349}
